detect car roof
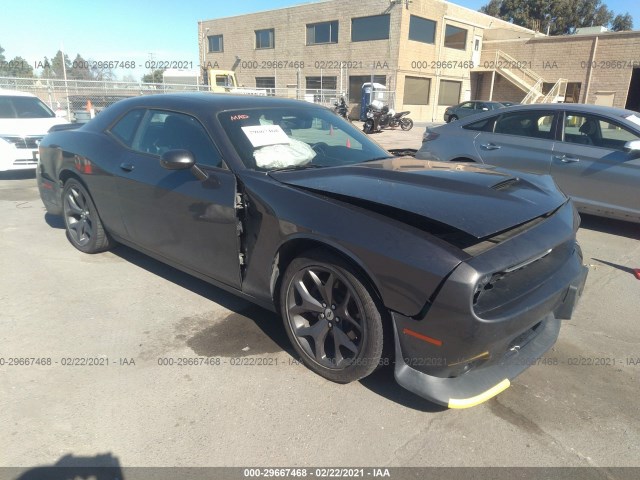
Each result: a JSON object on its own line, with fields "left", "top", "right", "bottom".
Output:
{"left": 0, "top": 89, "right": 37, "bottom": 98}
{"left": 109, "top": 92, "right": 320, "bottom": 113}
{"left": 490, "top": 102, "right": 638, "bottom": 117}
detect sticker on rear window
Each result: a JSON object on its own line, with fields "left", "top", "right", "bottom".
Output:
{"left": 241, "top": 125, "right": 290, "bottom": 148}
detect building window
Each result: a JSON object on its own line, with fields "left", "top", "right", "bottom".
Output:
{"left": 256, "top": 77, "right": 275, "bottom": 89}
{"left": 408, "top": 15, "right": 436, "bottom": 44}
{"left": 349, "top": 75, "right": 386, "bottom": 101}
{"left": 438, "top": 80, "right": 462, "bottom": 105}
{"left": 307, "top": 21, "right": 338, "bottom": 45}
{"left": 256, "top": 77, "right": 276, "bottom": 95}
{"left": 351, "top": 15, "right": 390, "bottom": 42}
{"left": 403, "top": 76, "right": 431, "bottom": 105}
{"left": 306, "top": 76, "right": 337, "bottom": 90}
{"left": 444, "top": 25, "right": 467, "bottom": 50}
{"left": 207, "top": 35, "right": 223, "bottom": 53}
{"left": 255, "top": 29, "right": 275, "bottom": 49}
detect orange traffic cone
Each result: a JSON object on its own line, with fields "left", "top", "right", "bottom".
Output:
{"left": 86, "top": 100, "right": 95, "bottom": 119}
{"left": 328, "top": 125, "right": 333, "bottom": 135}
{"left": 346, "top": 138, "right": 351, "bottom": 148}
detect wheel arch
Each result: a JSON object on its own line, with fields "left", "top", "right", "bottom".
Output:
{"left": 270, "top": 236, "right": 385, "bottom": 314}
{"left": 58, "top": 169, "right": 109, "bottom": 230}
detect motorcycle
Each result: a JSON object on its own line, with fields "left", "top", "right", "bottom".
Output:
{"left": 363, "top": 102, "right": 414, "bottom": 134}
{"left": 333, "top": 97, "right": 351, "bottom": 122}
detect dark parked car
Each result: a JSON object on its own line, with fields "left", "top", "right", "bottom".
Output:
{"left": 443, "top": 100, "right": 505, "bottom": 123}
{"left": 37, "top": 93, "right": 587, "bottom": 408}
{"left": 417, "top": 103, "right": 640, "bottom": 223}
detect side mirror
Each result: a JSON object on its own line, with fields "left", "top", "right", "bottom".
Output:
{"left": 160, "top": 149, "right": 195, "bottom": 170}
{"left": 160, "top": 149, "right": 209, "bottom": 180}
{"left": 623, "top": 139, "right": 640, "bottom": 153}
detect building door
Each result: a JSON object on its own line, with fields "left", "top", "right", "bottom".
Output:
{"left": 593, "top": 91, "right": 615, "bottom": 107}
{"left": 472, "top": 35, "right": 482, "bottom": 66}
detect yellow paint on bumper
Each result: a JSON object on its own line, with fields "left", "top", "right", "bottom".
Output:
{"left": 447, "top": 379, "right": 511, "bottom": 409}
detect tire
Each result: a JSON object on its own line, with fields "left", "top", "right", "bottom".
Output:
{"left": 447, "top": 115, "right": 458, "bottom": 123}
{"left": 400, "top": 118, "right": 414, "bottom": 131}
{"left": 62, "top": 179, "right": 114, "bottom": 254}
{"left": 280, "top": 249, "right": 384, "bottom": 384}
{"left": 363, "top": 120, "right": 374, "bottom": 134}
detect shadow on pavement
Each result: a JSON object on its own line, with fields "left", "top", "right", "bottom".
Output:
{"left": 579, "top": 214, "right": 640, "bottom": 240}
{"left": 0, "top": 170, "right": 36, "bottom": 180}
{"left": 11, "top": 453, "right": 124, "bottom": 480}
{"left": 81, "top": 244, "right": 449, "bottom": 409}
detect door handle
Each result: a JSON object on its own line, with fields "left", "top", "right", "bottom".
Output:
{"left": 554, "top": 155, "right": 580, "bottom": 163}
{"left": 480, "top": 143, "right": 501, "bottom": 150}
{"left": 119, "top": 162, "right": 135, "bottom": 172}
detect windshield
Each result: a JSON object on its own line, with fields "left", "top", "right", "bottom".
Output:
{"left": 218, "top": 107, "right": 390, "bottom": 170}
{"left": 0, "top": 96, "right": 55, "bottom": 119}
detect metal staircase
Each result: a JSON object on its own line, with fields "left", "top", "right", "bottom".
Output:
{"left": 490, "top": 50, "right": 567, "bottom": 104}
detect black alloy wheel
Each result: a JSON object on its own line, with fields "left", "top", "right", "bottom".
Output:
{"left": 62, "top": 179, "right": 113, "bottom": 253}
{"left": 280, "top": 250, "right": 384, "bottom": 383}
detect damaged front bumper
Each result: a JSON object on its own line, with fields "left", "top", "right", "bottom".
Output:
{"left": 390, "top": 201, "right": 589, "bottom": 408}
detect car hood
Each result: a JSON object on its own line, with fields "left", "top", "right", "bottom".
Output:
{"left": 269, "top": 158, "right": 566, "bottom": 239}
{"left": 0, "top": 117, "right": 69, "bottom": 136}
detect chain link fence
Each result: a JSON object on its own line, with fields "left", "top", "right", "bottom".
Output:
{"left": 0, "top": 76, "right": 352, "bottom": 122}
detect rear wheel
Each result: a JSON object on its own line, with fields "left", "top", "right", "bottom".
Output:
{"left": 280, "top": 249, "right": 384, "bottom": 383}
{"left": 400, "top": 118, "right": 414, "bottom": 131}
{"left": 62, "top": 179, "right": 114, "bottom": 253}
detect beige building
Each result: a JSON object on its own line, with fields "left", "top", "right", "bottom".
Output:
{"left": 475, "top": 29, "right": 640, "bottom": 112}
{"left": 198, "top": 0, "right": 640, "bottom": 122}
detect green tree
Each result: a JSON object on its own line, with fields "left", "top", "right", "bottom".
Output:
{"left": 3, "top": 56, "right": 34, "bottom": 77}
{"left": 480, "top": 0, "right": 633, "bottom": 34}
{"left": 51, "top": 50, "right": 71, "bottom": 78}
{"left": 142, "top": 69, "right": 165, "bottom": 83}
{"left": 68, "top": 54, "right": 92, "bottom": 80}
{"left": 0, "top": 44, "right": 7, "bottom": 76}
{"left": 611, "top": 13, "right": 633, "bottom": 31}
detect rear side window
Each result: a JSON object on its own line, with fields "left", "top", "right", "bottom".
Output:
{"left": 494, "top": 111, "right": 555, "bottom": 139}
{"left": 108, "top": 109, "right": 144, "bottom": 147}
{"left": 464, "top": 117, "right": 496, "bottom": 132}
{"left": 563, "top": 113, "right": 640, "bottom": 150}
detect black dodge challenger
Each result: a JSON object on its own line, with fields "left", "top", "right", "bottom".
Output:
{"left": 37, "top": 93, "right": 588, "bottom": 408}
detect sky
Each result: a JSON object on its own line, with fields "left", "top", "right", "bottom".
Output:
{"left": 1, "top": 0, "right": 638, "bottom": 81}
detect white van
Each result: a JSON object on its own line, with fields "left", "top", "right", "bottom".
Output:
{"left": 0, "top": 90, "right": 68, "bottom": 171}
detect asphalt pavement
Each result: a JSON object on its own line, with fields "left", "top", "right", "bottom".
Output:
{"left": 1, "top": 128, "right": 639, "bottom": 473}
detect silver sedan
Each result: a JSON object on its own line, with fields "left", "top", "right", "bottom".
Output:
{"left": 416, "top": 103, "right": 640, "bottom": 223}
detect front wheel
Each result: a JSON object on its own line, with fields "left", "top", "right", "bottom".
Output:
{"left": 280, "top": 249, "right": 384, "bottom": 383}
{"left": 400, "top": 118, "right": 414, "bottom": 131}
{"left": 363, "top": 120, "right": 374, "bottom": 134}
{"left": 447, "top": 115, "right": 458, "bottom": 123}
{"left": 62, "top": 179, "right": 114, "bottom": 253}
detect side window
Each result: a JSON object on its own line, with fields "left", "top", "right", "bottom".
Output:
{"left": 494, "top": 111, "right": 555, "bottom": 139}
{"left": 108, "top": 109, "right": 144, "bottom": 147}
{"left": 132, "top": 110, "right": 222, "bottom": 168}
{"left": 459, "top": 102, "right": 475, "bottom": 110}
{"left": 463, "top": 116, "right": 497, "bottom": 132}
{"left": 563, "top": 113, "right": 640, "bottom": 150}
